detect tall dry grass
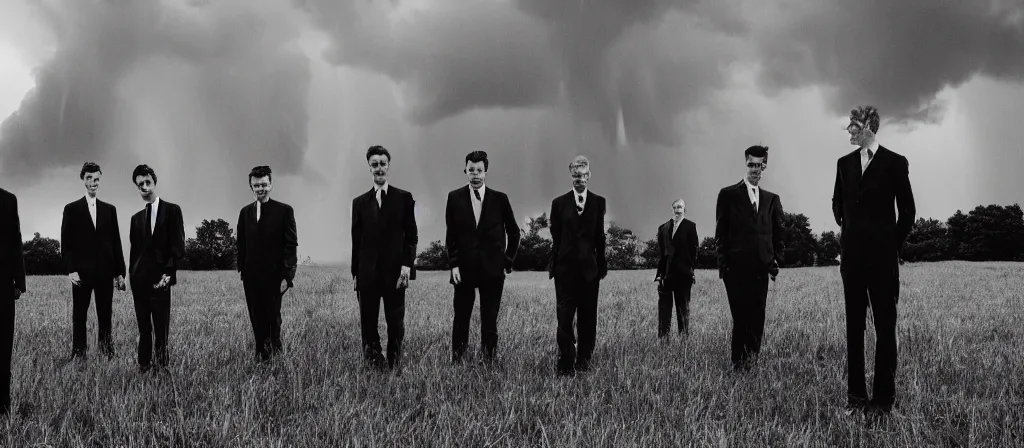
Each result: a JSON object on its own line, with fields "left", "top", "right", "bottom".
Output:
{"left": 1, "top": 261, "right": 1022, "bottom": 446}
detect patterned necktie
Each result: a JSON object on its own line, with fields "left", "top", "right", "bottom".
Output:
{"left": 751, "top": 188, "right": 758, "bottom": 214}
{"left": 576, "top": 194, "right": 584, "bottom": 214}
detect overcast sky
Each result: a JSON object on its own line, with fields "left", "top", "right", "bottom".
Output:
{"left": 1, "top": 0, "right": 1022, "bottom": 264}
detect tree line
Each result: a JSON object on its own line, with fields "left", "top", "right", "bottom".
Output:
{"left": 17, "top": 204, "right": 1024, "bottom": 275}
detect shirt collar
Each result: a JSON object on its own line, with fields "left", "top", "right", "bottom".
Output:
{"left": 470, "top": 183, "right": 486, "bottom": 199}
{"left": 84, "top": 194, "right": 97, "bottom": 206}
{"left": 574, "top": 188, "right": 588, "bottom": 202}
{"left": 742, "top": 177, "right": 759, "bottom": 193}
{"left": 148, "top": 197, "right": 161, "bottom": 210}
{"left": 374, "top": 181, "right": 389, "bottom": 195}
{"left": 862, "top": 140, "right": 879, "bottom": 154}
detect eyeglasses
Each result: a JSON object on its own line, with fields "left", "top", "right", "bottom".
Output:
{"left": 746, "top": 162, "right": 766, "bottom": 170}
{"left": 369, "top": 161, "right": 389, "bottom": 169}
{"left": 571, "top": 172, "right": 590, "bottom": 179}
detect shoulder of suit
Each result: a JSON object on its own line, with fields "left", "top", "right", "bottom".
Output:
{"left": 448, "top": 186, "right": 467, "bottom": 197}
{"left": 271, "top": 199, "right": 293, "bottom": 211}
{"left": 684, "top": 218, "right": 696, "bottom": 226}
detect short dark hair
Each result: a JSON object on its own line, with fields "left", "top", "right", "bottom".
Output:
{"left": 850, "top": 105, "right": 880, "bottom": 134}
{"left": 366, "top": 145, "right": 391, "bottom": 162}
{"left": 465, "top": 150, "right": 489, "bottom": 171}
{"left": 744, "top": 145, "right": 769, "bottom": 163}
{"left": 80, "top": 162, "right": 101, "bottom": 180}
{"left": 132, "top": 164, "right": 157, "bottom": 185}
{"left": 248, "top": 165, "right": 272, "bottom": 184}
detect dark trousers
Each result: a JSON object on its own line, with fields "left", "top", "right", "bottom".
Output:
{"left": 72, "top": 274, "right": 114, "bottom": 357}
{"left": 554, "top": 272, "right": 600, "bottom": 373}
{"left": 723, "top": 270, "right": 769, "bottom": 369}
{"left": 451, "top": 279, "right": 504, "bottom": 362}
{"left": 0, "top": 296, "right": 14, "bottom": 415}
{"left": 842, "top": 265, "right": 899, "bottom": 408}
{"left": 358, "top": 283, "right": 406, "bottom": 367}
{"left": 131, "top": 285, "right": 171, "bottom": 370}
{"left": 242, "top": 277, "right": 284, "bottom": 360}
{"left": 658, "top": 277, "right": 692, "bottom": 337}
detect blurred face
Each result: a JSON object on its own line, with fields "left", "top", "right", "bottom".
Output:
{"left": 571, "top": 165, "right": 590, "bottom": 192}
{"left": 672, "top": 201, "right": 685, "bottom": 219}
{"left": 846, "top": 118, "right": 874, "bottom": 146}
{"left": 368, "top": 154, "right": 390, "bottom": 186}
{"left": 745, "top": 155, "right": 766, "bottom": 186}
{"left": 134, "top": 174, "right": 156, "bottom": 201}
{"left": 250, "top": 175, "right": 272, "bottom": 202}
{"left": 83, "top": 171, "right": 101, "bottom": 196}
{"left": 465, "top": 160, "right": 486, "bottom": 188}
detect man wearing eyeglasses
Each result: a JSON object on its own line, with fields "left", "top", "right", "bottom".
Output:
{"left": 714, "top": 145, "right": 784, "bottom": 372}
{"left": 832, "top": 106, "right": 915, "bottom": 415}
{"left": 548, "top": 155, "right": 607, "bottom": 376}
{"left": 444, "top": 150, "right": 521, "bottom": 365}
{"left": 351, "top": 145, "right": 418, "bottom": 371}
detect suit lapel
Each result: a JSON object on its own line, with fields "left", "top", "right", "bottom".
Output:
{"left": 461, "top": 186, "right": 475, "bottom": 229}
{"left": 663, "top": 221, "right": 675, "bottom": 255}
{"left": 94, "top": 200, "right": 105, "bottom": 234}
{"left": 154, "top": 201, "right": 167, "bottom": 240}
{"left": 757, "top": 190, "right": 768, "bottom": 222}
{"left": 80, "top": 199, "right": 96, "bottom": 233}
{"left": 478, "top": 188, "right": 495, "bottom": 229}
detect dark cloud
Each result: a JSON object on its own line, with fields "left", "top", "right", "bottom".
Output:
{"left": 0, "top": 0, "right": 311, "bottom": 183}
{"left": 755, "top": 0, "right": 1024, "bottom": 126}
{"left": 298, "top": 0, "right": 737, "bottom": 147}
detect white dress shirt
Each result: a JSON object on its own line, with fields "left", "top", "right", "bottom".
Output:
{"left": 85, "top": 194, "right": 97, "bottom": 228}
{"left": 574, "top": 188, "right": 588, "bottom": 215}
{"left": 148, "top": 197, "right": 160, "bottom": 234}
{"left": 672, "top": 216, "right": 683, "bottom": 237}
{"left": 374, "top": 181, "right": 390, "bottom": 208}
{"left": 743, "top": 178, "right": 760, "bottom": 212}
{"left": 470, "top": 184, "right": 486, "bottom": 225}
{"left": 861, "top": 140, "right": 879, "bottom": 174}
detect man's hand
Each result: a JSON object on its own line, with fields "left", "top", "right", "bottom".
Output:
{"left": 13, "top": 287, "right": 22, "bottom": 301}
{"left": 280, "top": 279, "right": 291, "bottom": 294}
{"left": 396, "top": 266, "right": 411, "bottom": 289}
{"left": 153, "top": 274, "right": 171, "bottom": 290}
{"left": 115, "top": 275, "right": 126, "bottom": 291}
{"left": 451, "top": 267, "right": 462, "bottom": 285}
{"left": 769, "top": 260, "right": 780, "bottom": 282}
{"left": 69, "top": 272, "right": 81, "bottom": 286}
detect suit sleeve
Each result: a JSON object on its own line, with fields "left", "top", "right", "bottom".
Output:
{"left": 445, "top": 193, "right": 458, "bottom": 270}
{"left": 689, "top": 222, "right": 699, "bottom": 268}
{"left": 655, "top": 225, "right": 665, "bottom": 280}
{"left": 165, "top": 205, "right": 185, "bottom": 275}
{"left": 894, "top": 155, "right": 916, "bottom": 249}
{"left": 772, "top": 195, "right": 785, "bottom": 265}
{"left": 60, "top": 205, "right": 74, "bottom": 274}
{"left": 283, "top": 205, "right": 298, "bottom": 281}
{"left": 547, "top": 198, "right": 560, "bottom": 278}
{"left": 402, "top": 193, "right": 418, "bottom": 270}
{"left": 111, "top": 206, "right": 126, "bottom": 277}
{"left": 236, "top": 207, "right": 246, "bottom": 274}
{"left": 502, "top": 193, "right": 521, "bottom": 268}
{"left": 351, "top": 198, "right": 360, "bottom": 279}
{"left": 129, "top": 214, "right": 137, "bottom": 274}
{"left": 715, "top": 189, "right": 729, "bottom": 271}
{"left": 832, "top": 160, "right": 844, "bottom": 227}
{"left": 11, "top": 195, "right": 25, "bottom": 292}
{"left": 596, "top": 197, "right": 607, "bottom": 277}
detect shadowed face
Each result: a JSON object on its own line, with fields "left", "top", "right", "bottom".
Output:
{"left": 672, "top": 200, "right": 684, "bottom": 219}
{"left": 571, "top": 165, "right": 590, "bottom": 192}
{"left": 134, "top": 174, "right": 156, "bottom": 201}
{"left": 368, "top": 154, "right": 390, "bottom": 186}
{"left": 465, "top": 160, "right": 486, "bottom": 189}
{"left": 745, "top": 155, "right": 765, "bottom": 186}
{"left": 250, "top": 175, "right": 272, "bottom": 202}
{"left": 83, "top": 171, "right": 101, "bottom": 197}
{"left": 846, "top": 118, "right": 874, "bottom": 147}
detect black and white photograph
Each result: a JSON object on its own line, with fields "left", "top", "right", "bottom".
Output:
{"left": 0, "top": 0, "right": 1022, "bottom": 445}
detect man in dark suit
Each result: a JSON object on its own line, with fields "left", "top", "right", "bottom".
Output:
{"left": 236, "top": 165, "right": 298, "bottom": 362}
{"left": 445, "top": 151, "right": 521, "bottom": 364}
{"left": 60, "top": 162, "right": 126, "bottom": 359}
{"left": 128, "top": 164, "right": 185, "bottom": 373}
{"left": 654, "top": 198, "right": 698, "bottom": 339}
{"left": 549, "top": 155, "right": 607, "bottom": 376}
{"left": 0, "top": 187, "right": 25, "bottom": 416}
{"left": 833, "top": 106, "right": 915, "bottom": 414}
{"left": 351, "top": 145, "right": 418, "bottom": 370}
{"left": 715, "top": 145, "right": 784, "bottom": 371}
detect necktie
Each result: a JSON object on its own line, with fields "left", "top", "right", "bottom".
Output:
{"left": 145, "top": 203, "right": 152, "bottom": 239}
{"left": 474, "top": 189, "right": 481, "bottom": 201}
{"left": 576, "top": 194, "right": 584, "bottom": 214}
{"left": 751, "top": 188, "right": 758, "bottom": 214}
{"left": 863, "top": 148, "right": 874, "bottom": 173}
{"left": 378, "top": 189, "right": 387, "bottom": 209}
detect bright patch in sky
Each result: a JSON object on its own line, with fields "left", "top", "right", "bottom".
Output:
{"left": 0, "top": 41, "right": 34, "bottom": 119}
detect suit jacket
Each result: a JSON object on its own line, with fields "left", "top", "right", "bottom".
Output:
{"left": 129, "top": 199, "right": 185, "bottom": 288}
{"left": 655, "top": 218, "right": 698, "bottom": 283}
{"left": 236, "top": 199, "right": 298, "bottom": 283}
{"left": 351, "top": 185, "right": 418, "bottom": 291}
{"left": 832, "top": 145, "right": 915, "bottom": 273}
{"left": 60, "top": 196, "right": 126, "bottom": 280}
{"left": 715, "top": 181, "right": 784, "bottom": 275}
{"left": 0, "top": 188, "right": 26, "bottom": 295}
{"left": 548, "top": 190, "right": 607, "bottom": 282}
{"left": 445, "top": 185, "right": 521, "bottom": 285}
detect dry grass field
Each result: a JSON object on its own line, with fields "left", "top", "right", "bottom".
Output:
{"left": 1, "top": 261, "right": 1022, "bottom": 447}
